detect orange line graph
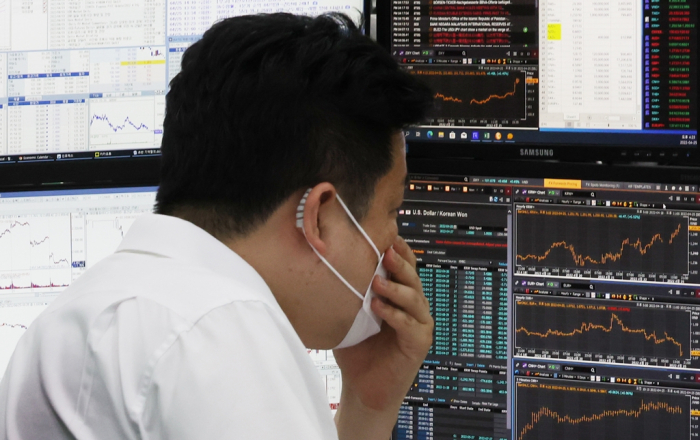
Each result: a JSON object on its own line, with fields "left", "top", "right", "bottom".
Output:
{"left": 517, "top": 223, "right": 682, "bottom": 267}
{"left": 434, "top": 92, "right": 463, "bottom": 103}
{"left": 516, "top": 312, "right": 684, "bottom": 356}
{"left": 470, "top": 78, "right": 520, "bottom": 105}
{"left": 433, "top": 77, "right": 521, "bottom": 105}
{"left": 518, "top": 400, "right": 683, "bottom": 440}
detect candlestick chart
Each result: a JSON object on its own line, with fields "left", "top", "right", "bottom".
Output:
{"left": 516, "top": 382, "right": 690, "bottom": 440}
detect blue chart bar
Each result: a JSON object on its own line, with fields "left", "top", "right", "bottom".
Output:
{"left": 8, "top": 72, "right": 89, "bottom": 79}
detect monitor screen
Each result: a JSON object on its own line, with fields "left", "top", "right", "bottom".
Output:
{"left": 0, "top": 1, "right": 367, "bottom": 165}
{"left": 380, "top": 1, "right": 698, "bottom": 162}
{"left": 395, "top": 159, "right": 700, "bottom": 439}
{"left": 0, "top": 183, "right": 342, "bottom": 409}
{"left": 0, "top": 185, "right": 157, "bottom": 376}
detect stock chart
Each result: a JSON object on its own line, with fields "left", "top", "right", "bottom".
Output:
{"left": 516, "top": 381, "right": 690, "bottom": 440}
{"left": 515, "top": 207, "right": 696, "bottom": 283}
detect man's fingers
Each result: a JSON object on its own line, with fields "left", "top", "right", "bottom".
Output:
{"left": 392, "top": 236, "right": 417, "bottom": 269}
{"left": 371, "top": 297, "right": 433, "bottom": 354}
{"left": 383, "top": 247, "right": 421, "bottom": 289}
{"left": 372, "top": 276, "right": 431, "bottom": 326}
{"left": 372, "top": 296, "right": 416, "bottom": 329}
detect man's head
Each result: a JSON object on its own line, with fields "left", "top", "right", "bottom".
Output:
{"left": 156, "top": 13, "right": 432, "bottom": 236}
{"left": 156, "top": 13, "right": 433, "bottom": 348}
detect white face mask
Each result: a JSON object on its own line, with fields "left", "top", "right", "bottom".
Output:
{"left": 297, "top": 188, "right": 386, "bottom": 349}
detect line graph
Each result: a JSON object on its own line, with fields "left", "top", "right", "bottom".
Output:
{"left": 0, "top": 221, "right": 30, "bottom": 240}
{"left": 435, "top": 92, "right": 463, "bottom": 103}
{"left": 515, "top": 209, "right": 689, "bottom": 278}
{"left": 48, "top": 253, "right": 69, "bottom": 266}
{"left": 89, "top": 97, "right": 156, "bottom": 148}
{"left": 518, "top": 224, "right": 682, "bottom": 267}
{"left": 470, "top": 78, "right": 520, "bottom": 105}
{"left": 516, "top": 382, "right": 689, "bottom": 440}
{"left": 0, "top": 323, "right": 27, "bottom": 330}
{"left": 0, "top": 215, "right": 72, "bottom": 291}
{"left": 434, "top": 79, "right": 522, "bottom": 105}
{"left": 517, "top": 312, "right": 685, "bottom": 357}
{"left": 0, "top": 303, "right": 49, "bottom": 378}
{"left": 90, "top": 114, "right": 150, "bottom": 132}
{"left": 29, "top": 236, "right": 50, "bottom": 247}
{"left": 514, "top": 298, "right": 691, "bottom": 361}
{"left": 414, "top": 69, "right": 529, "bottom": 123}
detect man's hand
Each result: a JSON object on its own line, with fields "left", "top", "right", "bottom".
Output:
{"left": 333, "top": 235, "right": 433, "bottom": 440}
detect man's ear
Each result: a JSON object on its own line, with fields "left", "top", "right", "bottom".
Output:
{"left": 297, "top": 183, "right": 338, "bottom": 256}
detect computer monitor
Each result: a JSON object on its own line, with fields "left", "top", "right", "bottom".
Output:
{"left": 0, "top": 182, "right": 343, "bottom": 410}
{"left": 396, "top": 158, "right": 700, "bottom": 439}
{"left": 0, "top": 185, "right": 157, "bottom": 377}
{"left": 378, "top": 1, "right": 699, "bottom": 163}
{"left": 0, "top": 0, "right": 369, "bottom": 166}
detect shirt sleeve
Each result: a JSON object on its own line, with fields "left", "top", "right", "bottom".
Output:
{"left": 139, "top": 300, "right": 339, "bottom": 440}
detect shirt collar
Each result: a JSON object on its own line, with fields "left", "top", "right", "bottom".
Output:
{"left": 117, "top": 213, "right": 273, "bottom": 301}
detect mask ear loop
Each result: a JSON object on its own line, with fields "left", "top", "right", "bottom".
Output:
{"left": 297, "top": 189, "right": 365, "bottom": 301}
{"left": 334, "top": 195, "right": 381, "bottom": 261}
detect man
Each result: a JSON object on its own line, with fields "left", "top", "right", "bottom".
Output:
{"left": 0, "top": 13, "right": 435, "bottom": 440}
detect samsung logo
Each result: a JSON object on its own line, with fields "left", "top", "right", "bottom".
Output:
{"left": 520, "top": 149, "right": 555, "bottom": 157}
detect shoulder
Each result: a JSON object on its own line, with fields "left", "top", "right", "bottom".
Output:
{"left": 60, "top": 250, "right": 275, "bottom": 321}
{"left": 137, "top": 300, "right": 336, "bottom": 440}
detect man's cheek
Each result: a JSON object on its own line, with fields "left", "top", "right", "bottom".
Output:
{"left": 383, "top": 231, "right": 398, "bottom": 254}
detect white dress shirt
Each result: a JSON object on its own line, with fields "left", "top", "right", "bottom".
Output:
{"left": 0, "top": 213, "right": 339, "bottom": 440}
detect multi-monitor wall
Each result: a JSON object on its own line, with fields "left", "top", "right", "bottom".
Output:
{"left": 3, "top": 159, "right": 700, "bottom": 440}
{"left": 1, "top": 1, "right": 700, "bottom": 439}
{"left": 378, "top": 1, "right": 699, "bottom": 163}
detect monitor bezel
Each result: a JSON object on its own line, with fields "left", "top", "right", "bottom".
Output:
{"left": 406, "top": 157, "right": 700, "bottom": 187}
{"left": 0, "top": 156, "right": 160, "bottom": 191}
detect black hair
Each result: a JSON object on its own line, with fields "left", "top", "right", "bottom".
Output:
{"left": 155, "top": 12, "right": 433, "bottom": 239}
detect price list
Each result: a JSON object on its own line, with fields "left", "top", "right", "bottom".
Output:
{"left": 396, "top": 401, "right": 509, "bottom": 440}
{"left": 419, "top": 263, "right": 508, "bottom": 361}
{"left": 396, "top": 189, "right": 510, "bottom": 440}
{"left": 643, "top": 0, "right": 697, "bottom": 131}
